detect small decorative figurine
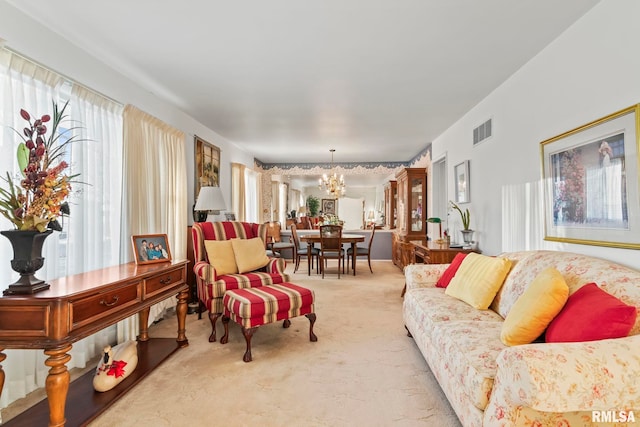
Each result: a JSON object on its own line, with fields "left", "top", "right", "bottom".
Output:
{"left": 93, "top": 340, "right": 138, "bottom": 392}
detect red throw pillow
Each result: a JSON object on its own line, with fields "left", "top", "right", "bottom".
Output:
{"left": 436, "top": 253, "right": 468, "bottom": 288}
{"left": 545, "top": 282, "right": 637, "bottom": 343}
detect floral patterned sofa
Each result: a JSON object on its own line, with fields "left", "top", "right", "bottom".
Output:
{"left": 403, "top": 250, "right": 640, "bottom": 426}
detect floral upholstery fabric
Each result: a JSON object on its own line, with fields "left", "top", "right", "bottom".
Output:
{"left": 403, "top": 288, "right": 503, "bottom": 332}
{"left": 430, "top": 321, "right": 506, "bottom": 410}
{"left": 484, "top": 334, "right": 640, "bottom": 426}
{"left": 404, "top": 263, "right": 449, "bottom": 292}
{"left": 403, "top": 250, "right": 640, "bottom": 426}
{"left": 491, "top": 251, "right": 640, "bottom": 335}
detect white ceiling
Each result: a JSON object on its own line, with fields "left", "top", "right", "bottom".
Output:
{"left": 7, "top": 0, "right": 599, "bottom": 165}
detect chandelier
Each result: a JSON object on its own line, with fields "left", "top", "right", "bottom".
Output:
{"left": 318, "top": 149, "right": 346, "bottom": 198}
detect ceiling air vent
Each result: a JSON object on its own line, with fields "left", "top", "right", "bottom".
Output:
{"left": 473, "top": 118, "right": 492, "bottom": 145}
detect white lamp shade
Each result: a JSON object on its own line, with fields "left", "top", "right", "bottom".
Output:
{"left": 194, "top": 186, "right": 226, "bottom": 212}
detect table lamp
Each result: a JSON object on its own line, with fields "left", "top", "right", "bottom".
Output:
{"left": 194, "top": 186, "right": 227, "bottom": 222}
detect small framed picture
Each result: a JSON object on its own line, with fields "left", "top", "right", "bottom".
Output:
{"left": 454, "top": 160, "right": 470, "bottom": 204}
{"left": 322, "top": 199, "right": 336, "bottom": 215}
{"left": 224, "top": 212, "right": 236, "bottom": 221}
{"left": 132, "top": 234, "right": 172, "bottom": 265}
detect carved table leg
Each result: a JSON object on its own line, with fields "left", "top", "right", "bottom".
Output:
{"left": 138, "top": 307, "right": 150, "bottom": 342}
{"left": 176, "top": 288, "right": 189, "bottom": 347}
{"left": 44, "top": 344, "right": 72, "bottom": 427}
{"left": 220, "top": 316, "right": 230, "bottom": 344}
{"left": 241, "top": 326, "right": 257, "bottom": 362}
{"left": 306, "top": 313, "right": 318, "bottom": 342}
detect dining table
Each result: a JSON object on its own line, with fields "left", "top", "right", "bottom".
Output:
{"left": 300, "top": 232, "right": 365, "bottom": 276}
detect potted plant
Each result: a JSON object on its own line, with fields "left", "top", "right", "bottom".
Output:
{"left": 450, "top": 201, "right": 474, "bottom": 244}
{"left": 0, "top": 101, "right": 80, "bottom": 294}
{"left": 306, "top": 195, "right": 320, "bottom": 217}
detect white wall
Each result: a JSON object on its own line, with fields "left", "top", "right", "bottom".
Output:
{"left": 431, "top": 0, "right": 640, "bottom": 268}
{"left": 0, "top": 1, "right": 255, "bottom": 225}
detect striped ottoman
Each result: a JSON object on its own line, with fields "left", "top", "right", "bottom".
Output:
{"left": 220, "top": 282, "right": 317, "bottom": 362}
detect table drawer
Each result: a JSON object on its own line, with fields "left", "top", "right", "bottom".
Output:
{"left": 71, "top": 282, "right": 141, "bottom": 328}
{"left": 145, "top": 266, "right": 185, "bottom": 295}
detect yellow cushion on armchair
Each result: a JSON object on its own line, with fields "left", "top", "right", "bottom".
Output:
{"left": 231, "top": 237, "right": 270, "bottom": 273}
{"left": 204, "top": 240, "right": 238, "bottom": 275}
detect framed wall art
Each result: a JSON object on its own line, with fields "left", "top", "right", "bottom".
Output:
{"left": 195, "top": 135, "right": 220, "bottom": 197}
{"left": 132, "top": 234, "right": 172, "bottom": 265}
{"left": 454, "top": 160, "right": 470, "bottom": 204}
{"left": 541, "top": 104, "right": 640, "bottom": 249}
{"left": 322, "top": 199, "right": 336, "bottom": 215}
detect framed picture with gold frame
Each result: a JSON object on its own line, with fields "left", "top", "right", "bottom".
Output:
{"left": 132, "top": 234, "right": 172, "bottom": 265}
{"left": 195, "top": 135, "right": 220, "bottom": 197}
{"left": 541, "top": 104, "right": 640, "bottom": 249}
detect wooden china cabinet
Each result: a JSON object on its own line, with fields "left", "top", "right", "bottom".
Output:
{"left": 392, "top": 168, "right": 427, "bottom": 269}
{"left": 383, "top": 180, "right": 397, "bottom": 229}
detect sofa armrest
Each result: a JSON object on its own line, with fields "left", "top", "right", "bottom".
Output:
{"left": 404, "top": 263, "right": 449, "bottom": 292}
{"left": 486, "top": 335, "right": 640, "bottom": 420}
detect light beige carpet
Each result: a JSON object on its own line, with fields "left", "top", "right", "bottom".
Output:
{"left": 7, "top": 260, "right": 461, "bottom": 426}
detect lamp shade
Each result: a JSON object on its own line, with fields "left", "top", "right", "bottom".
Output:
{"left": 194, "top": 186, "right": 226, "bottom": 213}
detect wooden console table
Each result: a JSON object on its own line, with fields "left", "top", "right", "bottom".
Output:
{"left": 0, "top": 260, "right": 189, "bottom": 427}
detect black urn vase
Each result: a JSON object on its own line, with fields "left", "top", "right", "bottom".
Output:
{"left": 2, "top": 229, "right": 53, "bottom": 295}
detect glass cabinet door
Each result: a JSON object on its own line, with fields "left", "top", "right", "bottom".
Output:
{"left": 411, "top": 177, "right": 424, "bottom": 232}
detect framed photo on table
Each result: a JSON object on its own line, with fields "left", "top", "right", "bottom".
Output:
{"left": 454, "top": 160, "right": 470, "bottom": 204}
{"left": 541, "top": 104, "right": 640, "bottom": 249}
{"left": 195, "top": 135, "right": 220, "bottom": 197}
{"left": 132, "top": 234, "right": 172, "bottom": 265}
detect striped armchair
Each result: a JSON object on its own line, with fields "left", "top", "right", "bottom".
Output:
{"left": 192, "top": 221, "right": 289, "bottom": 342}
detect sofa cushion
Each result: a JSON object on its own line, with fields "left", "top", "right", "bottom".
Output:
{"left": 204, "top": 240, "right": 238, "bottom": 275}
{"left": 445, "top": 253, "right": 512, "bottom": 309}
{"left": 403, "top": 288, "right": 503, "bottom": 334}
{"left": 436, "top": 252, "right": 468, "bottom": 288}
{"left": 430, "top": 320, "right": 506, "bottom": 411}
{"left": 231, "top": 237, "right": 270, "bottom": 273}
{"left": 546, "top": 282, "right": 637, "bottom": 343}
{"left": 500, "top": 267, "right": 568, "bottom": 346}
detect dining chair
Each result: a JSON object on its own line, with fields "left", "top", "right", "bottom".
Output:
{"left": 266, "top": 221, "right": 295, "bottom": 260}
{"left": 319, "top": 224, "right": 344, "bottom": 278}
{"left": 290, "top": 224, "right": 319, "bottom": 274}
{"left": 347, "top": 224, "right": 376, "bottom": 273}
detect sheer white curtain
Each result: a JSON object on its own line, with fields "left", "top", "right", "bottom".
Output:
{"left": 231, "top": 163, "right": 261, "bottom": 222}
{"left": 231, "top": 162, "right": 247, "bottom": 221}
{"left": 0, "top": 49, "right": 123, "bottom": 410}
{"left": 244, "top": 168, "right": 261, "bottom": 222}
{"left": 119, "top": 105, "right": 187, "bottom": 341}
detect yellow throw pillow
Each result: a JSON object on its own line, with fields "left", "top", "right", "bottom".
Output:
{"left": 231, "top": 237, "right": 270, "bottom": 273}
{"left": 501, "top": 267, "right": 569, "bottom": 346}
{"left": 445, "top": 253, "right": 512, "bottom": 309}
{"left": 204, "top": 240, "right": 238, "bottom": 276}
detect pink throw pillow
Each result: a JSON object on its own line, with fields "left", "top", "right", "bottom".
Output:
{"left": 436, "top": 253, "right": 468, "bottom": 288}
{"left": 545, "top": 282, "right": 637, "bottom": 343}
